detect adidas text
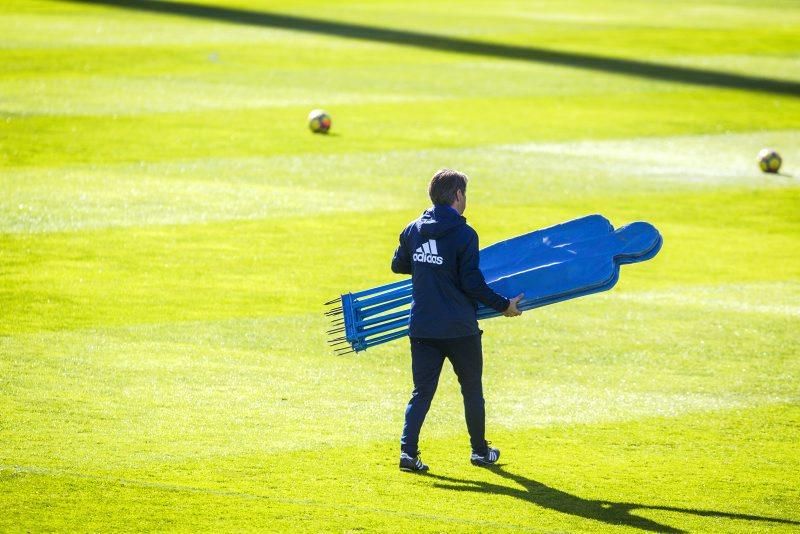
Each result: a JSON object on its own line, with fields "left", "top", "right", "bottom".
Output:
{"left": 413, "top": 240, "right": 443, "bottom": 265}
{"left": 413, "top": 252, "right": 443, "bottom": 265}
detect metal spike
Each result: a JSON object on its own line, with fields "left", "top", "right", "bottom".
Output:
{"left": 327, "top": 327, "right": 345, "bottom": 335}
{"left": 324, "top": 297, "right": 342, "bottom": 306}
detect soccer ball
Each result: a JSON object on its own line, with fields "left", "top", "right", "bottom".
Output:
{"left": 308, "top": 109, "right": 332, "bottom": 134}
{"left": 757, "top": 148, "right": 781, "bottom": 173}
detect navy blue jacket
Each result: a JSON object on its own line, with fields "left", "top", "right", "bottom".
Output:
{"left": 391, "top": 205, "right": 510, "bottom": 339}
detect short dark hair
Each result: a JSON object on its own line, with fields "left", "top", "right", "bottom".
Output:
{"left": 428, "top": 168, "right": 468, "bottom": 205}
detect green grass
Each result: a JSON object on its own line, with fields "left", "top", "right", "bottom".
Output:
{"left": 1, "top": 0, "right": 799, "bottom": 531}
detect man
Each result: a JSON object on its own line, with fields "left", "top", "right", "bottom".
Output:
{"left": 391, "top": 169, "right": 523, "bottom": 472}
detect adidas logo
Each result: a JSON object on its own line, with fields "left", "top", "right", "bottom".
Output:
{"left": 413, "top": 239, "right": 443, "bottom": 265}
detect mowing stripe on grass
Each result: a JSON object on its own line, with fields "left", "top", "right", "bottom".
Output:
{"left": 2, "top": 464, "right": 540, "bottom": 532}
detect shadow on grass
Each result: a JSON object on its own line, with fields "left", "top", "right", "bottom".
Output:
{"left": 61, "top": 0, "right": 800, "bottom": 98}
{"left": 425, "top": 466, "right": 800, "bottom": 533}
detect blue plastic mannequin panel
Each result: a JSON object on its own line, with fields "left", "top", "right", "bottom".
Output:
{"left": 326, "top": 215, "right": 662, "bottom": 353}
{"left": 478, "top": 217, "right": 662, "bottom": 319}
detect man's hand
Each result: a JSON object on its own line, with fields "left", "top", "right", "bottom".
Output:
{"left": 503, "top": 293, "right": 524, "bottom": 317}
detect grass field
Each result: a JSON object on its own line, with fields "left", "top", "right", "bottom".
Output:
{"left": 2, "top": 0, "right": 800, "bottom": 531}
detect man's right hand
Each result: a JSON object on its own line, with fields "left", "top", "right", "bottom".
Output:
{"left": 503, "top": 293, "right": 524, "bottom": 317}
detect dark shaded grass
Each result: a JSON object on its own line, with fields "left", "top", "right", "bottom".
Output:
{"left": 61, "top": 0, "right": 800, "bottom": 97}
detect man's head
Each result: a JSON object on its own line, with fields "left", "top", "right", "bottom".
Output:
{"left": 428, "top": 168, "right": 468, "bottom": 214}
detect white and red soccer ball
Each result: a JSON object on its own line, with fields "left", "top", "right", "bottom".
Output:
{"left": 308, "top": 109, "right": 332, "bottom": 134}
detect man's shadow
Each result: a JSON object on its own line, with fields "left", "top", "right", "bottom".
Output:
{"left": 425, "top": 466, "right": 799, "bottom": 533}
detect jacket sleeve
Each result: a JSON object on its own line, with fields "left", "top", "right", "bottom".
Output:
{"left": 391, "top": 230, "right": 412, "bottom": 275}
{"left": 458, "top": 230, "right": 509, "bottom": 312}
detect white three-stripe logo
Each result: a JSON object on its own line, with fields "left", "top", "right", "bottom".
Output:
{"left": 412, "top": 239, "right": 443, "bottom": 265}
{"left": 416, "top": 239, "right": 438, "bottom": 255}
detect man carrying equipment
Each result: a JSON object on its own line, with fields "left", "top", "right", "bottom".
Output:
{"left": 391, "top": 169, "right": 523, "bottom": 472}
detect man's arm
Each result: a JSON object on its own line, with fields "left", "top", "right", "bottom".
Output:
{"left": 458, "top": 231, "right": 510, "bottom": 312}
{"left": 391, "top": 230, "right": 412, "bottom": 275}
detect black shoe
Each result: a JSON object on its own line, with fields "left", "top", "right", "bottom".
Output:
{"left": 470, "top": 443, "right": 500, "bottom": 466}
{"left": 399, "top": 451, "right": 429, "bottom": 472}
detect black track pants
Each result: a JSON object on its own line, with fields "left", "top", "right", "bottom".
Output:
{"left": 400, "top": 332, "right": 487, "bottom": 455}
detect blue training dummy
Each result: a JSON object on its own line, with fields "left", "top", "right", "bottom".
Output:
{"left": 325, "top": 214, "right": 662, "bottom": 354}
